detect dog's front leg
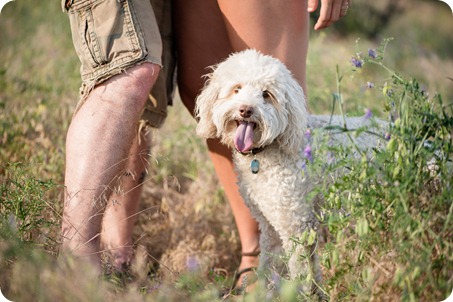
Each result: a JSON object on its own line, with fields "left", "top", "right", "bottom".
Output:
{"left": 257, "top": 217, "right": 285, "bottom": 275}
{"left": 283, "top": 234, "right": 322, "bottom": 297}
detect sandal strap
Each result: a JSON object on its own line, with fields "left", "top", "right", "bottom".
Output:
{"left": 235, "top": 267, "right": 256, "bottom": 277}
{"left": 220, "top": 267, "right": 258, "bottom": 298}
{"left": 241, "top": 251, "right": 260, "bottom": 257}
{"left": 232, "top": 267, "right": 257, "bottom": 292}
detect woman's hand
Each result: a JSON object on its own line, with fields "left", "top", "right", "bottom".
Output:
{"left": 308, "top": 0, "right": 351, "bottom": 30}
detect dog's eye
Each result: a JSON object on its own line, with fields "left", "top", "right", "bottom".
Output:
{"left": 262, "top": 90, "right": 277, "bottom": 104}
{"left": 233, "top": 85, "right": 242, "bottom": 94}
{"left": 263, "top": 90, "right": 274, "bottom": 100}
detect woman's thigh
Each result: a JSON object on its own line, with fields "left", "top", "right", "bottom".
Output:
{"left": 174, "top": 0, "right": 310, "bottom": 110}
{"left": 218, "top": 0, "right": 310, "bottom": 89}
{"left": 173, "top": 0, "right": 233, "bottom": 113}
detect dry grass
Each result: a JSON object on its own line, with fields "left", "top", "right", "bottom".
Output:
{"left": 1, "top": 0, "right": 452, "bottom": 301}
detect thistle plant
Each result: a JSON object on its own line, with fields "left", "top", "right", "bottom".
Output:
{"left": 306, "top": 38, "right": 452, "bottom": 301}
{"left": 0, "top": 162, "right": 57, "bottom": 242}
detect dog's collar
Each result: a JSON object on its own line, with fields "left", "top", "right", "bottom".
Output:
{"left": 236, "top": 146, "right": 266, "bottom": 156}
{"left": 236, "top": 146, "right": 266, "bottom": 174}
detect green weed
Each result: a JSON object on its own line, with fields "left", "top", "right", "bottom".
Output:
{"left": 304, "top": 39, "right": 452, "bottom": 301}
{"left": 0, "top": 162, "right": 57, "bottom": 242}
{"left": 1, "top": 1, "right": 452, "bottom": 301}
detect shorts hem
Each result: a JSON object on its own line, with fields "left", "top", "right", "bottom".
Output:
{"left": 139, "top": 111, "right": 167, "bottom": 129}
{"left": 73, "top": 57, "right": 162, "bottom": 118}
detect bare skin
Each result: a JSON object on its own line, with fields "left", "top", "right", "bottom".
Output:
{"left": 61, "top": 63, "right": 159, "bottom": 269}
{"left": 174, "top": 0, "right": 310, "bottom": 276}
{"left": 174, "top": 0, "right": 349, "bottom": 286}
{"left": 61, "top": 0, "right": 349, "bottom": 277}
{"left": 309, "top": 0, "right": 351, "bottom": 30}
{"left": 100, "top": 130, "right": 151, "bottom": 270}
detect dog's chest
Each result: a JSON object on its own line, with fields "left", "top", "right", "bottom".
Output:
{"left": 233, "top": 150, "right": 310, "bottom": 208}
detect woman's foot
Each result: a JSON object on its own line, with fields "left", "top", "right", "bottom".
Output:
{"left": 224, "top": 250, "right": 260, "bottom": 296}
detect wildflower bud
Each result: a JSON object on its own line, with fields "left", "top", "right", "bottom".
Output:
{"left": 186, "top": 256, "right": 199, "bottom": 272}
{"left": 303, "top": 145, "right": 313, "bottom": 162}
{"left": 351, "top": 57, "right": 363, "bottom": 68}
{"left": 364, "top": 108, "right": 372, "bottom": 119}
{"left": 366, "top": 81, "right": 374, "bottom": 89}
{"left": 368, "top": 48, "right": 377, "bottom": 59}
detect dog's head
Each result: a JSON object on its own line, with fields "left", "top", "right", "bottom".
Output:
{"left": 195, "top": 49, "right": 308, "bottom": 155}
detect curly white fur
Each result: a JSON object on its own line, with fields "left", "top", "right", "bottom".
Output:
{"left": 195, "top": 50, "right": 387, "bottom": 294}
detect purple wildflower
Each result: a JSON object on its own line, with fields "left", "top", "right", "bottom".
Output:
{"left": 301, "top": 160, "right": 307, "bottom": 172}
{"left": 366, "top": 81, "right": 374, "bottom": 89}
{"left": 384, "top": 132, "right": 391, "bottom": 141}
{"left": 146, "top": 282, "right": 162, "bottom": 294}
{"left": 305, "top": 128, "right": 311, "bottom": 140}
{"left": 364, "top": 108, "right": 372, "bottom": 119}
{"left": 351, "top": 57, "right": 363, "bottom": 68}
{"left": 186, "top": 255, "right": 199, "bottom": 272}
{"left": 304, "top": 145, "right": 313, "bottom": 162}
{"left": 270, "top": 271, "right": 282, "bottom": 289}
{"left": 368, "top": 48, "right": 377, "bottom": 59}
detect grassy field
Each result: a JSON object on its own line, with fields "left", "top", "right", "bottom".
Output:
{"left": 1, "top": 0, "right": 452, "bottom": 301}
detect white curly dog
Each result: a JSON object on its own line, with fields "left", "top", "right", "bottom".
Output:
{"left": 195, "top": 49, "right": 386, "bottom": 293}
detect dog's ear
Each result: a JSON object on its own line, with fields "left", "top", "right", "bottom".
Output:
{"left": 195, "top": 74, "right": 219, "bottom": 139}
{"left": 277, "top": 76, "right": 308, "bottom": 155}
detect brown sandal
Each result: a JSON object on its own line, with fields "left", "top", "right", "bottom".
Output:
{"left": 241, "top": 251, "right": 260, "bottom": 257}
{"left": 220, "top": 251, "right": 260, "bottom": 298}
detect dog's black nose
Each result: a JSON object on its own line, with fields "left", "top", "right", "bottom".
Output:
{"left": 239, "top": 105, "right": 254, "bottom": 118}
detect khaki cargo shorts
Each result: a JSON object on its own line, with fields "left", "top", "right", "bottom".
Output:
{"left": 63, "top": 0, "right": 176, "bottom": 128}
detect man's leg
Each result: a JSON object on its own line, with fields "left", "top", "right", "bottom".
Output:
{"left": 100, "top": 129, "right": 151, "bottom": 271}
{"left": 61, "top": 63, "right": 160, "bottom": 269}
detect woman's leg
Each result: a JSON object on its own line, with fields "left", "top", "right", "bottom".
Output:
{"left": 174, "top": 0, "right": 310, "bottom": 278}
{"left": 173, "top": 0, "right": 260, "bottom": 272}
{"left": 215, "top": 1, "right": 311, "bottom": 283}
{"left": 218, "top": 0, "right": 310, "bottom": 91}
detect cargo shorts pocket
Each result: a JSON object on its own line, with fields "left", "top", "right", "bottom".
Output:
{"left": 65, "top": 0, "right": 148, "bottom": 81}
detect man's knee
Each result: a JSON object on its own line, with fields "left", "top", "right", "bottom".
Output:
{"left": 92, "top": 62, "right": 161, "bottom": 110}
{"left": 128, "top": 62, "right": 161, "bottom": 111}
{"left": 133, "top": 62, "right": 161, "bottom": 91}
{"left": 121, "top": 62, "right": 161, "bottom": 101}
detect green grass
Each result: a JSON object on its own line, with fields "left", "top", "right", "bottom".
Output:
{"left": 307, "top": 40, "right": 452, "bottom": 300}
{"left": 1, "top": 0, "right": 452, "bottom": 301}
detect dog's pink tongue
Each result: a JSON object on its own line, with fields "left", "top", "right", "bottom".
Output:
{"left": 234, "top": 121, "right": 255, "bottom": 152}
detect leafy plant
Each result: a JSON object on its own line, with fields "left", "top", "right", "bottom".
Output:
{"left": 304, "top": 38, "right": 452, "bottom": 301}
{"left": 0, "top": 162, "right": 58, "bottom": 242}
{"left": 1, "top": 1, "right": 452, "bottom": 299}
